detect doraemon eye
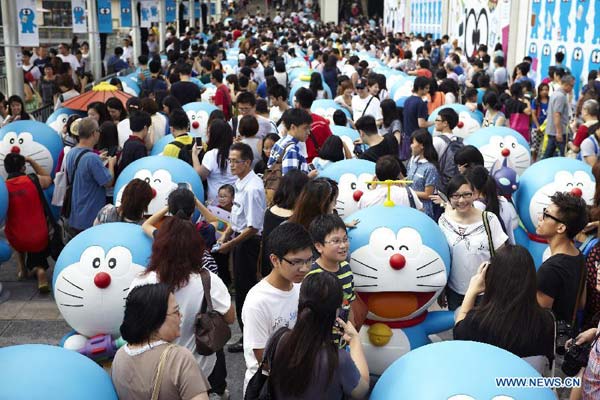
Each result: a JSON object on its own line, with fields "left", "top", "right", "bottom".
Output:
{"left": 133, "top": 169, "right": 153, "bottom": 184}
{"left": 18, "top": 132, "right": 33, "bottom": 144}
{"left": 566, "top": 182, "right": 573, "bottom": 187}
{"left": 369, "top": 227, "right": 398, "bottom": 258}
{"left": 108, "top": 258, "right": 116, "bottom": 268}
{"left": 105, "top": 246, "right": 133, "bottom": 277}
{"left": 396, "top": 227, "right": 423, "bottom": 258}
{"left": 92, "top": 257, "right": 101, "bottom": 268}
{"left": 79, "top": 246, "right": 105, "bottom": 276}
{"left": 398, "top": 245, "right": 409, "bottom": 251}
{"left": 385, "top": 245, "right": 394, "bottom": 251}
{"left": 576, "top": 182, "right": 584, "bottom": 187}
{"left": 3, "top": 132, "right": 17, "bottom": 145}
{"left": 351, "top": 182, "right": 357, "bottom": 190}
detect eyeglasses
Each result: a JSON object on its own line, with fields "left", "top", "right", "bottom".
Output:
{"left": 450, "top": 192, "right": 473, "bottom": 200}
{"left": 168, "top": 307, "right": 181, "bottom": 317}
{"left": 228, "top": 158, "right": 247, "bottom": 164}
{"left": 542, "top": 208, "right": 565, "bottom": 224}
{"left": 281, "top": 256, "right": 314, "bottom": 268}
{"left": 324, "top": 237, "right": 349, "bottom": 246}
{"left": 435, "top": 118, "right": 444, "bottom": 123}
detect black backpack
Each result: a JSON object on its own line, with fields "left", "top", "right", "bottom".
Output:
{"left": 171, "top": 140, "right": 203, "bottom": 165}
{"left": 437, "top": 135, "right": 464, "bottom": 191}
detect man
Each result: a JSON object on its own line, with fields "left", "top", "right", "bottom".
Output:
{"left": 146, "top": 32, "right": 159, "bottom": 58}
{"left": 57, "top": 43, "right": 80, "bottom": 81}
{"left": 351, "top": 77, "right": 383, "bottom": 125}
{"left": 492, "top": 56, "right": 508, "bottom": 90}
{"left": 117, "top": 111, "right": 151, "bottom": 175}
{"left": 140, "top": 60, "right": 168, "bottom": 99}
{"left": 64, "top": 118, "right": 116, "bottom": 237}
{"left": 121, "top": 36, "right": 134, "bottom": 65}
{"left": 170, "top": 63, "right": 202, "bottom": 106}
{"left": 233, "top": 92, "right": 277, "bottom": 138}
{"left": 403, "top": 77, "right": 433, "bottom": 138}
{"left": 268, "top": 84, "right": 290, "bottom": 127}
{"left": 355, "top": 115, "right": 399, "bottom": 162}
{"left": 211, "top": 69, "right": 232, "bottom": 121}
{"left": 575, "top": 99, "right": 600, "bottom": 165}
{"left": 293, "top": 87, "right": 333, "bottom": 163}
{"left": 163, "top": 109, "right": 193, "bottom": 160}
{"left": 432, "top": 107, "right": 459, "bottom": 157}
{"left": 241, "top": 222, "right": 312, "bottom": 393}
{"left": 543, "top": 75, "right": 574, "bottom": 159}
{"left": 267, "top": 108, "right": 315, "bottom": 175}
{"left": 107, "top": 47, "right": 129, "bottom": 74}
{"left": 245, "top": 55, "right": 265, "bottom": 84}
{"left": 537, "top": 192, "right": 588, "bottom": 323}
{"left": 218, "top": 143, "right": 267, "bottom": 353}
{"left": 33, "top": 46, "right": 51, "bottom": 75}
{"left": 22, "top": 50, "right": 41, "bottom": 83}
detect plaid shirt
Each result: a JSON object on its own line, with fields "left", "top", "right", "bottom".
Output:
{"left": 267, "top": 135, "right": 309, "bottom": 175}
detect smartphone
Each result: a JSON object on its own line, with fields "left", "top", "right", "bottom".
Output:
{"left": 353, "top": 143, "right": 364, "bottom": 155}
{"left": 437, "top": 190, "right": 450, "bottom": 204}
{"left": 334, "top": 307, "right": 350, "bottom": 329}
{"left": 177, "top": 182, "right": 192, "bottom": 191}
{"left": 307, "top": 163, "right": 316, "bottom": 172}
{"left": 194, "top": 137, "right": 202, "bottom": 147}
{"left": 107, "top": 146, "right": 118, "bottom": 157}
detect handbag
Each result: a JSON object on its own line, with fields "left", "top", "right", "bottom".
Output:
{"left": 30, "top": 174, "right": 64, "bottom": 260}
{"left": 194, "top": 268, "right": 231, "bottom": 355}
{"left": 151, "top": 344, "right": 175, "bottom": 400}
{"left": 245, "top": 327, "right": 288, "bottom": 400}
{"left": 509, "top": 112, "right": 531, "bottom": 143}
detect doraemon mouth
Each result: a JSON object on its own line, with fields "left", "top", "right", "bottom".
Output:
{"left": 358, "top": 291, "right": 436, "bottom": 321}
{"left": 0, "top": 132, "right": 53, "bottom": 178}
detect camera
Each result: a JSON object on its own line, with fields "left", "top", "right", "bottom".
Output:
{"left": 555, "top": 320, "right": 573, "bottom": 356}
{"left": 561, "top": 342, "right": 592, "bottom": 376}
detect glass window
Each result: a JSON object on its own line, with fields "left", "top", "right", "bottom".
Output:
{"left": 42, "top": 1, "right": 73, "bottom": 26}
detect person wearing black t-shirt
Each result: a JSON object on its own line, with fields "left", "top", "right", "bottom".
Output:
{"left": 536, "top": 191, "right": 588, "bottom": 322}
{"left": 355, "top": 115, "right": 398, "bottom": 162}
{"left": 169, "top": 63, "right": 201, "bottom": 106}
{"left": 117, "top": 111, "right": 151, "bottom": 176}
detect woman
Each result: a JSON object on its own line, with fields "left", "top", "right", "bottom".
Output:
{"left": 192, "top": 119, "right": 236, "bottom": 203}
{"left": 87, "top": 101, "right": 110, "bottom": 125}
{"left": 380, "top": 99, "right": 405, "bottom": 159}
{"left": 311, "top": 135, "right": 350, "bottom": 171}
{"left": 111, "top": 283, "right": 210, "bottom": 400}
{"left": 334, "top": 79, "right": 355, "bottom": 117}
{"left": 269, "top": 271, "right": 369, "bottom": 399}
{"left": 309, "top": 72, "right": 328, "bottom": 100}
{"left": 427, "top": 79, "right": 446, "bottom": 114}
{"left": 261, "top": 170, "right": 309, "bottom": 276}
{"left": 454, "top": 245, "right": 554, "bottom": 366}
{"left": 407, "top": 129, "right": 440, "bottom": 219}
{"left": 322, "top": 55, "right": 340, "bottom": 96}
{"left": 254, "top": 133, "right": 280, "bottom": 176}
{"left": 106, "top": 97, "right": 127, "bottom": 124}
{"left": 503, "top": 82, "right": 532, "bottom": 122}
{"left": 94, "top": 178, "right": 153, "bottom": 225}
{"left": 161, "top": 95, "right": 182, "bottom": 115}
{"left": 2, "top": 95, "right": 32, "bottom": 126}
{"left": 439, "top": 78, "right": 459, "bottom": 104}
{"left": 141, "top": 97, "right": 167, "bottom": 149}
{"left": 288, "top": 177, "right": 340, "bottom": 230}
{"left": 482, "top": 91, "right": 506, "bottom": 127}
{"left": 453, "top": 145, "right": 485, "bottom": 174}
{"left": 438, "top": 175, "right": 508, "bottom": 310}
{"left": 4, "top": 151, "right": 52, "bottom": 292}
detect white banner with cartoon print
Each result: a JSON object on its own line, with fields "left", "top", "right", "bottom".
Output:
{"left": 140, "top": 0, "right": 153, "bottom": 28}
{"left": 16, "top": 0, "right": 39, "bottom": 47}
{"left": 72, "top": 0, "right": 87, "bottom": 34}
{"left": 409, "top": 0, "right": 443, "bottom": 39}
{"left": 526, "top": 0, "right": 600, "bottom": 98}
{"left": 383, "top": 0, "right": 406, "bottom": 34}
{"left": 447, "top": 0, "right": 511, "bottom": 59}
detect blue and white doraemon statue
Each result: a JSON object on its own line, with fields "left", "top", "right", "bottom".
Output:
{"left": 53, "top": 223, "right": 152, "bottom": 351}
{"left": 310, "top": 99, "right": 352, "bottom": 125}
{"left": 320, "top": 159, "right": 375, "bottom": 219}
{"left": 371, "top": 341, "right": 555, "bottom": 400}
{"left": 0, "top": 344, "right": 118, "bottom": 400}
{"left": 514, "top": 157, "right": 595, "bottom": 267}
{"left": 114, "top": 156, "right": 204, "bottom": 215}
{"left": 183, "top": 102, "right": 218, "bottom": 143}
{"left": 46, "top": 108, "right": 84, "bottom": 135}
{"left": 0, "top": 121, "right": 63, "bottom": 179}
{"left": 465, "top": 126, "right": 531, "bottom": 176}
{"left": 347, "top": 204, "right": 454, "bottom": 375}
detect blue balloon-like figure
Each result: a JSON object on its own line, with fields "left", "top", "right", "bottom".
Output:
{"left": 114, "top": 155, "right": 204, "bottom": 215}
{"left": 19, "top": 8, "right": 37, "bottom": 34}
{"left": 0, "top": 344, "right": 118, "bottom": 400}
{"left": 544, "top": 0, "right": 556, "bottom": 40}
{"left": 591, "top": 50, "right": 600, "bottom": 72}
{"left": 540, "top": 44, "right": 552, "bottom": 78}
{"left": 72, "top": 6, "right": 85, "bottom": 24}
{"left": 574, "top": 0, "right": 590, "bottom": 43}
{"left": 531, "top": 0, "right": 542, "bottom": 39}
{"left": 391, "top": 77, "right": 415, "bottom": 107}
{"left": 558, "top": 0, "right": 572, "bottom": 41}
{"left": 46, "top": 108, "right": 84, "bottom": 135}
{"left": 183, "top": 102, "right": 218, "bottom": 142}
{"left": 0, "top": 121, "right": 63, "bottom": 179}
{"left": 513, "top": 157, "right": 594, "bottom": 267}
{"left": 464, "top": 126, "right": 531, "bottom": 176}
{"left": 571, "top": 47, "right": 585, "bottom": 98}
{"left": 116, "top": 76, "right": 140, "bottom": 96}
{"left": 311, "top": 100, "right": 351, "bottom": 124}
{"left": 371, "top": 341, "right": 555, "bottom": 400}
{"left": 428, "top": 104, "right": 483, "bottom": 139}
{"left": 53, "top": 223, "right": 152, "bottom": 351}
{"left": 347, "top": 205, "right": 453, "bottom": 375}
{"left": 320, "top": 159, "right": 375, "bottom": 219}
{"left": 289, "top": 81, "right": 333, "bottom": 106}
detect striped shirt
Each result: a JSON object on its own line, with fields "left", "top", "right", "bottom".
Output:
{"left": 308, "top": 260, "right": 356, "bottom": 307}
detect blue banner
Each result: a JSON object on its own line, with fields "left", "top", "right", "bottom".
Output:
{"left": 166, "top": 0, "right": 176, "bottom": 22}
{"left": 97, "top": 0, "right": 112, "bottom": 33}
{"left": 210, "top": 2, "right": 216, "bottom": 16}
{"left": 120, "top": 0, "right": 132, "bottom": 28}
{"left": 195, "top": 1, "right": 201, "bottom": 19}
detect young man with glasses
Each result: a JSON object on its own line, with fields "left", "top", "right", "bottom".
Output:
{"left": 536, "top": 191, "right": 588, "bottom": 322}
{"left": 241, "top": 222, "right": 313, "bottom": 394}
{"left": 218, "top": 142, "right": 267, "bottom": 354}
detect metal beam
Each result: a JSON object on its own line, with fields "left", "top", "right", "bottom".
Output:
{"left": 159, "top": 0, "right": 166, "bottom": 53}
{"left": 132, "top": 0, "right": 141, "bottom": 64}
{"left": 1, "top": 0, "right": 24, "bottom": 98}
{"left": 86, "top": 0, "right": 102, "bottom": 82}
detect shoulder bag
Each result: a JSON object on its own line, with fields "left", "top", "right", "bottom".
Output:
{"left": 30, "top": 174, "right": 64, "bottom": 260}
{"left": 245, "top": 327, "right": 288, "bottom": 400}
{"left": 151, "top": 344, "right": 176, "bottom": 400}
{"left": 195, "top": 268, "right": 231, "bottom": 355}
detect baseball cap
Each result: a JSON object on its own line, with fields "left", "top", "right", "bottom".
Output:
{"left": 355, "top": 78, "right": 366, "bottom": 89}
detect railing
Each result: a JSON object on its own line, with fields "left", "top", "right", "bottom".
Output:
{"left": 31, "top": 104, "right": 54, "bottom": 123}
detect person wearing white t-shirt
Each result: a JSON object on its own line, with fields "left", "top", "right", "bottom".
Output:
{"left": 268, "top": 84, "right": 290, "bottom": 127}
{"left": 57, "top": 43, "right": 80, "bottom": 73}
{"left": 351, "top": 78, "right": 382, "bottom": 126}
{"left": 241, "top": 222, "right": 314, "bottom": 394}
{"left": 432, "top": 107, "right": 459, "bottom": 158}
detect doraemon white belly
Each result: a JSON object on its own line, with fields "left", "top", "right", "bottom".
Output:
{"left": 360, "top": 326, "right": 409, "bottom": 375}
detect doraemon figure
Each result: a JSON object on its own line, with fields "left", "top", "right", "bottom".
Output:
{"left": 571, "top": 47, "right": 585, "bottom": 98}
{"left": 540, "top": 44, "right": 552, "bottom": 77}
{"left": 514, "top": 158, "right": 594, "bottom": 267}
{"left": 319, "top": 159, "right": 375, "bottom": 218}
{"left": 53, "top": 223, "right": 152, "bottom": 350}
{"left": 591, "top": 49, "right": 600, "bottom": 72}
{"left": 46, "top": 108, "right": 84, "bottom": 135}
{"left": 492, "top": 156, "right": 520, "bottom": 197}
{"left": 464, "top": 126, "right": 531, "bottom": 175}
{"left": 391, "top": 77, "right": 415, "bottom": 107}
{"left": 544, "top": 0, "right": 556, "bottom": 39}
{"left": 428, "top": 105, "right": 483, "bottom": 139}
{"left": 72, "top": 6, "right": 85, "bottom": 24}
{"left": 117, "top": 76, "right": 140, "bottom": 96}
{"left": 347, "top": 205, "right": 454, "bottom": 375}
{"left": 0, "top": 344, "right": 118, "bottom": 400}
{"left": 311, "top": 100, "right": 352, "bottom": 125}
{"left": 183, "top": 102, "right": 217, "bottom": 143}
{"left": 0, "top": 121, "right": 63, "bottom": 179}
{"left": 19, "top": 8, "right": 36, "bottom": 34}
{"left": 331, "top": 125, "right": 363, "bottom": 158}
{"left": 371, "top": 341, "right": 555, "bottom": 400}
{"left": 114, "top": 156, "right": 204, "bottom": 215}
{"left": 558, "top": 0, "right": 572, "bottom": 41}
{"left": 531, "top": 0, "right": 542, "bottom": 39}
{"left": 574, "top": 0, "right": 590, "bottom": 43}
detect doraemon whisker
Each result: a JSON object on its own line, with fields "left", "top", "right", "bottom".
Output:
{"left": 60, "top": 303, "right": 84, "bottom": 307}
{"left": 353, "top": 272, "right": 378, "bottom": 279}
{"left": 123, "top": 287, "right": 130, "bottom": 292}
{"left": 416, "top": 284, "right": 444, "bottom": 288}
{"left": 416, "top": 269, "right": 444, "bottom": 279}
{"left": 57, "top": 289, "right": 83, "bottom": 299}
{"left": 354, "top": 284, "right": 378, "bottom": 288}
{"left": 62, "top": 276, "right": 84, "bottom": 291}
{"left": 351, "top": 257, "right": 378, "bottom": 271}
{"left": 337, "top": 199, "right": 345, "bottom": 204}
{"left": 416, "top": 257, "right": 439, "bottom": 270}
{"left": 27, "top": 149, "right": 45, "bottom": 157}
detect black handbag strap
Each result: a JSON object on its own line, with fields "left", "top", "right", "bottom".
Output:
{"left": 29, "top": 173, "right": 58, "bottom": 230}
{"left": 405, "top": 186, "right": 416, "bottom": 209}
{"left": 361, "top": 95, "right": 375, "bottom": 119}
{"left": 482, "top": 211, "right": 495, "bottom": 258}
{"left": 67, "top": 149, "right": 91, "bottom": 185}
{"left": 199, "top": 268, "right": 214, "bottom": 313}
{"left": 259, "top": 327, "right": 288, "bottom": 371}
{"left": 570, "top": 259, "right": 587, "bottom": 329}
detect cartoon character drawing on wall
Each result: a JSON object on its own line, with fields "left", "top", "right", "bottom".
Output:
{"left": 590, "top": 50, "right": 600, "bottom": 73}
{"left": 531, "top": 0, "right": 542, "bottom": 39}
{"left": 544, "top": 0, "right": 556, "bottom": 39}
{"left": 141, "top": 7, "right": 150, "bottom": 21}
{"left": 528, "top": 42, "right": 538, "bottom": 70}
{"left": 540, "top": 43, "right": 552, "bottom": 78}
{"left": 558, "top": 0, "right": 572, "bottom": 41}
{"left": 463, "top": 8, "right": 489, "bottom": 58}
{"left": 150, "top": 5, "right": 158, "bottom": 17}
{"left": 73, "top": 6, "right": 85, "bottom": 24}
{"left": 19, "top": 8, "right": 37, "bottom": 34}
{"left": 570, "top": 47, "right": 585, "bottom": 97}
{"left": 594, "top": 0, "right": 600, "bottom": 44}
{"left": 574, "top": 0, "right": 590, "bottom": 43}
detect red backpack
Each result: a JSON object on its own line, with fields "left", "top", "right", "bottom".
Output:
{"left": 5, "top": 175, "right": 48, "bottom": 253}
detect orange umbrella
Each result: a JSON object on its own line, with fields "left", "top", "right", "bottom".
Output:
{"left": 62, "top": 82, "right": 133, "bottom": 111}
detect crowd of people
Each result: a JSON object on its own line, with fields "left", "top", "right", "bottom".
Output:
{"left": 3, "top": 3, "right": 600, "bottom": 399}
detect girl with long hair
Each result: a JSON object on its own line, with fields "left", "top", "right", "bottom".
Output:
{"left": 269, "top": 272, "right": 369, "bottom": 399}
{"left": 407, "top": 129, "right": 440, "bottom": 218}
{"left": 311, "top": 135, "right": 349, "bottom": 171}
{"left": 288, "top": 178, "right": 340, "bottom": 230}
{"left": 482, "top": 91, "right": 506, "bottom": 127}
{"left": 380, "top": 99, "right": 405, "bottom": 159}
{"left": 309, "top": 72, "right": 328, "bottom": 100}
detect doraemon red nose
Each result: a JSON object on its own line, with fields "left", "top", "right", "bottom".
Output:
{"left": 571, "top": 187, "right": 583, "bottom": 198}
{"left": 10, "top": 146, "right": 20, "bottom": 154}
{"left": 192, "top": 121, "right": 200, "bottom": 129}
{"left": 94, "top": 272, "right": 111, "bottom": 289}
{"left": 151, "top": 188, "right": 157, "bottom": 198}
{"left": 501, "top": 148, "right": 510, "bottom": 157}
{"left": 389, "top": 253, "right": 406, "bottom": 270}
{"left": 353, "top": 190, "right": 364, "bottom": 202}
{"left": 456, "top": 121, "right": 464, "bottom": 128}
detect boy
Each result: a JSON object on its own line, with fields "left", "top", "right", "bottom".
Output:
{"left": 117, "top": 110, "right": 151, "bottom": 175}
{"left": 267, "top": 108, "right": 315, "bottom": 175}
{"left": 241, "top": 222, "right": 313, "bottom": 393}
{"left": 163, "top": 109, "right": 194, "bottom": 163}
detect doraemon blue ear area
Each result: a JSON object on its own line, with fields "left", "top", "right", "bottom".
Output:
{"left": 52, "top": 223, "right": 152, "bottom": 289}
{"left": 320, "top": 159, "right": 376, "bottom": 181}
{"left": 427, "top": 104, "right": 483, "bottom": 134}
